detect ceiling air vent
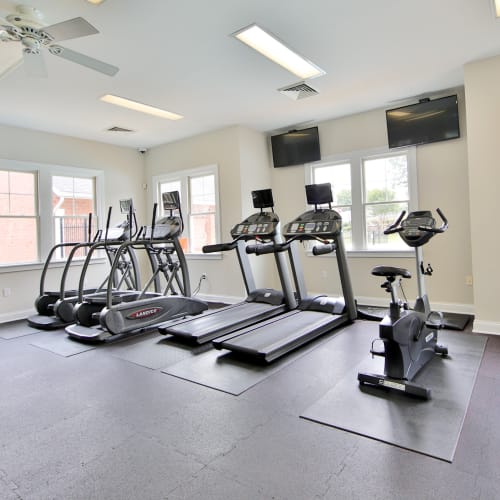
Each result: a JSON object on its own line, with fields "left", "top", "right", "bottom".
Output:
{"left": 278, "top": 82, "right": 318, "bottom": 100}
{"left": 107, "top": 126, "right": 134, "bottom": 132}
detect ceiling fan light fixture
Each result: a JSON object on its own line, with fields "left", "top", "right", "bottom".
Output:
{"left": 100, "top": 94, "right": 183, "bottom": 120}
{"left": 232, "top": 23, "right": 325, "bottom": 80}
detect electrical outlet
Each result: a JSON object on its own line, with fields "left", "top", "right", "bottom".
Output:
{"left": 465, "top": 275, "right": 473, "bottom": 286}
{"left": 2, "top": 287, "right": 11, "bottom": 297}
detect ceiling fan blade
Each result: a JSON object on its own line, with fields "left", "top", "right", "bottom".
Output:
{"left": 43, "top": 17, "right": 98, "bottom": 42}
{"left": 23, "top": 50, "right": 47, "bottom": 77}
{"left": 49, "top": 45, "right": 118, "bottom": 76}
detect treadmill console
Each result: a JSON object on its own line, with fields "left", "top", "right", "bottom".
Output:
{"left": 283, "top": 209, "right": 342, "bottom": 239}
{"left": 231, "top": 212, "right": 280, "bottom": 239}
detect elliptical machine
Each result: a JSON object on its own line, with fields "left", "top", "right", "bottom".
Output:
{"left": 357, "top": 209, "right": 448, "bottom": 399}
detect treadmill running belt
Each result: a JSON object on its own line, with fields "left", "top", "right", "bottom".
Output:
{"left": 215, "top": 310, "right": 348, "bottom": 362}
{"left": 163, "top": 301, "right": 286, "bottom": 343}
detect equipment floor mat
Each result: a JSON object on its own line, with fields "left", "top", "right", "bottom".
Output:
{"left": 30, "top": 330, "right": 97, "bottom": 357}
{"left": 357, "top": 306, "right": 472, "bottom": 331}
{"left": 162, "top": 331, "right": 341, "bottom": 396}
{"left": 301, "top": 329, "right": 486, "bottom": 462}
{"left": 0, "top": 320, "right": 41, "bottom": 340}
{"left": 106, "top": 332, "right": 211, "bottom": 370}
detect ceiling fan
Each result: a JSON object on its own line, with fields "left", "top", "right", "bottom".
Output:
{"left": 0, "top": 4, "right": 118, "bottom": 78}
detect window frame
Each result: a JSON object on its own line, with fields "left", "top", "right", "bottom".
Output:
{"left": 152, "top": 164, "right": 221, "bottom": 259}
{"left": 306, "top": 146, "right": 418, "bottom": 257}
{"left": 0, "top": 158, "right": 105, "bottom": 272}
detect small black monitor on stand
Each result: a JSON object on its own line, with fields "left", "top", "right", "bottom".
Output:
{"left": 252, "top": 189, "right": 274, "bottom": 213}
{"left": 119, "top": 198, "right": 133, "bottom": 214}
{"left": 305, "top": 183, "right": 332, "bottom": 210}
{"left": 162, "top": 191, "right": 181, "bottom": 211}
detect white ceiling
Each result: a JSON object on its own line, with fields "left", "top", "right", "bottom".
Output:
{"left": 1, "top": 0, "right": 500, "bottom": 150}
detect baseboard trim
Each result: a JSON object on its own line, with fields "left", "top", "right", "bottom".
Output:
{"left": 0, "top": 308, "right": 35, "bottom": 325}
{"left": 355, "top": 295, "right": 474, "bottom": 315}
{"left": 472, "top": 320, "right": 500, "bottom": 336}
{"left": 196, "top": 293, "right": 243, "bottom": 305}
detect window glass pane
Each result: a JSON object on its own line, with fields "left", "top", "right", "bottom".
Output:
{"left": 0, "top": 170, "right": 8, "bottom": 192}
{"left": 9, "top": 171, "right": 35, "bottom": 195}
{"left": 335, "top": 206, "right": 352, "bottom": 250}
{"left": 0, "top": 193, "right": 7, "bottom": 213}
{"left": 0, "top": 171, "right": 36, "bottom": 216}
{"left": 10, "top": 194, "right": 36, "bottom": 215}
{"left": 190, "top": 213, "right": 216, "bottom": 253}
{"left": 365, "top": 202, "right": 408, "bottom": 250}
{"left": 313, "top": 163, "right": 351, "bottom": 205}
{"left": 52, "top": 176, "right": 95, "bottom": 217}
{"left": 0, "top": 217, "right": 38, "bottom": 263}
{"left": 160, "top": 180, "right": 181, "bottom": 201}
{"left": 363, "top": 155, "right": 408, "bottom": 203}
{"left": 53, "top": 215, "right": 92, "bottom": 256}
{"left": 190, "top": 175, "right": 215, "bottom": 213}
{"left": 52, "top": 176, "right": 95, "bottom": 250}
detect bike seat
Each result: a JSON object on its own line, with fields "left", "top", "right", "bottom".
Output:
{"left": 371, "top": 265, "right": 411, "bottom": 279}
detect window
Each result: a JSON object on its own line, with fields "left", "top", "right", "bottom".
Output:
{"left": 52, "top": 176, "right": 96, "bottom": 258}
{"left": 0, "top": 170, "right": 39, "bottom": 264}
{"left": 153, "top": 165, "right": 220, "bottom": 255}
{"left": 0, "top": 159, "right": 103, "bottom": 268}
{"left": 307, "top": 147, "right": 417, "bottom": 253}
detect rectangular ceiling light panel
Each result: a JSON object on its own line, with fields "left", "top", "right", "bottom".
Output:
{"left": 232, "top": 23, "right": 325, "bottom": 80}
{"left": 100, "top": 94, "right": 183, "bottom": 120}
{"left": 495, "top": 0, "right": 500, "bottom": 17}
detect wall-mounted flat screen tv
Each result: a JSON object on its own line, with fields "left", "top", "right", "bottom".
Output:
{"left": 386, "top": 95, "right": 460, "bottom": 149}
{"left": 271, "top": 126, "right": 321, "bottom": 168}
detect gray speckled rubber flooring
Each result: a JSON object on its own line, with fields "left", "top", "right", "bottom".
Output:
{"left": 0, "top": 319, "right": 498, "bottom": 500}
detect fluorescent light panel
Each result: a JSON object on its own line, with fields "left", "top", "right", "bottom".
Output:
{"left": 100, "top": 94, "right": 183, "bottom": 120}
{"left": 232, "top": 23, "right": 325, "bottom": 80}
{"left": 495, "top": 0, "right": 500, "bottom": 17}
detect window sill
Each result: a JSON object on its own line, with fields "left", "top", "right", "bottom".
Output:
{"left": 0, "top": 258, "right": 107, "bottom": 274}
{"left": 307, "top": 250, "right": 413, "bottom": 259}
{"left": 185, "top": 253, "right": 222, "bottom": 260}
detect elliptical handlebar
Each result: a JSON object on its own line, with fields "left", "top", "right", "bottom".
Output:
{"left": 418, "top": 208, "right": 448, "bottom": 233}
{"left": 203, "top": 241, "right": 239, "bottom": 253}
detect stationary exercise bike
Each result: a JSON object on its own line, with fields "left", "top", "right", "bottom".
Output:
{"left": 357, "top": 209, "right": 448, "bottom": 399}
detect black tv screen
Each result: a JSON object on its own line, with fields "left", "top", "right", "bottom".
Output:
{"left": 386, "top": 95, "right": 460, "bottom": 149}
{"left": 271, "top": 127, "right": 321, "bottom": 168}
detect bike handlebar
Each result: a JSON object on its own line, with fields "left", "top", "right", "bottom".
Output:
{"left": 384, "top": 210, "right": 406, "bottom": 235}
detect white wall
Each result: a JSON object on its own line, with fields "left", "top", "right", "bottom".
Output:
{"left": 464, "top": 55, "right": 500, "bottom": 333}
{"left": 270, "top": 91, "right": 473, "bottom": 312}
{"left": 0, "top": 124, "right": 145, "bottom": 321}
{"left": 145, "top": 126, "right": 246, "bottom": 300}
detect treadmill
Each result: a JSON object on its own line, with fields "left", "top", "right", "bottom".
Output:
{"left": 212, "top": 183, "right": 357, "bottom": 363}
{"left": 158, "top": 189, "right": 297, "bottom": 344}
